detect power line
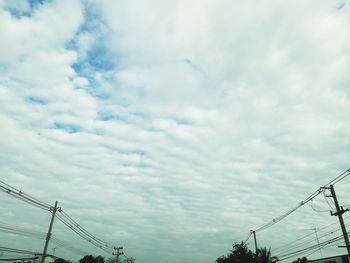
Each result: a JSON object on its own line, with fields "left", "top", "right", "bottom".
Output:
{"left": 277, "top": 234, "right": 345, "bottom": 261}
{"left": 0, "top": 246, "right": 67, "bottom": 262}
{"left": 273, "top": 215, "right": 350, "bottom": 255}
{"left": 0, "top": 222, "right": 89, "bottom": 256}
{"left": 325, "top": 169, "right": 350, "bottom": 186}
{"left": 254, "top": 188, "right": 322, "bottom": 233}
{"left": 59, "top": 210, "right": 113, "bottom": 249}
{"left": 51, "top": 236, "right": 90, "bottom": 256}
{"left": 0, "top": 181, "right": 50, "bottom": 211}
{"left": 274, "top": 227, "right": 341, "bottom": 257}
{"left": 0, "top": 256, "right": 40, "bottom": 261}
{"left": 0, "top": 180, "right": 119, "bottom": 256}
{"left": 245, "top": 169, "right": 350, "bottom": 238}
{"left": 0, "top": 246, "right": 39, "bottom": 255}
{"left": 243, "top": 231, "right": 253, "bottom": 244}
{"left": 55, "top": 213, "right": 112, "bottom": 254}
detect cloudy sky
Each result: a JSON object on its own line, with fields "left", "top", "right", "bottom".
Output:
{"left": 1, "top": 0, "right": 350, "bottom": 263}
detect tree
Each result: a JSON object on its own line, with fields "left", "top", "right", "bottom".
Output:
{"left": 216, "top": 242, "right": 255, "bottom": 263}
{"left": 257, "top": 248, "right": 278, "bottom": 263}
{"left": 79, "top": 255, "right": 95, "bottom": 263}
{"left": 216, "top": 242, "right": 278, "bottom": 263}
{"left": 106, "top": 257, "right": 118, "bottom": 263}
{"left": 79, "top": 255, "right": 105, "bottom": 263}
{"left": 292, "top": 257, "right": 307, "bottom": 263}
{"left": 54, "top": 258, "right": 71, "bottom": 263}
{"left": 95, "top": 256, "right": 105, "bottom": 263}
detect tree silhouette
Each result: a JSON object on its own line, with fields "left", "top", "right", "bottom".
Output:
{"left": 292, "top": 257, "right": 307, "bottom": 263}
{"left": 79, "top": 255, "right": 105, "bottom": 263}
{"left": 54, "top": 258, "right": 71, "bottom": 263}
{"left": 216, "top": 242, "right": 255, "bottom": 263}
{"left": 257, "top": 247, "right": 278, "bottom": 263}
{"left": 216, "top": 242, "right": 278, "bottom": 263}
{"left": 106, "top": 257, "right": 118, "bottom": 263}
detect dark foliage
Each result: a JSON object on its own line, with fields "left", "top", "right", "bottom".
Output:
{"left": 54, "top": 258, "right": 71, "bottom": 263}
{"left": 292, "top": 257, "right": 307, "bottom": 263}
{"left": 216, "top": 242, "right": 278, "bottom": 263}
{"left": 79, "top": 255, "right": 105, "bottom": 263}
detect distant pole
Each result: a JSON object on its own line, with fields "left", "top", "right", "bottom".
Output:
{"left": 252, "top": 230, "right": 258, "bottom": 263}
{"left": 113, "top": 247, "right": 123, "bottom": 263}
{"left": 252, "top": 231, "right": 258, "bottom": 253}
{"left": 313, "top": 228, "right": 322, "bottom": 258}
{"left": 41, "top": 201, "right": 58, "bottom": 263}
{"left": 329, "top": 185, "right": 350, "bottom": 258}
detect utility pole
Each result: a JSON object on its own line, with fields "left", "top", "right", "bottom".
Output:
{"left": 251, "top": 230, "right": 258, "bottom": 263}
{"left": 252, "top": 230, "right": 258, "bottom": 254}
{"left": 313, "top": 228, "right": 322, "bottom": 258}
{"left": 304, "top": 228, "right": 322, "bottom": 258}
{"left": 329, "top": 185, "right": 350, "bottom": 258}
{"left": 51, "top": 248, "right": 56, "bottom": 257}
{"left": 41, "top": 201, "right": 59, "bottom": 263}
{"left": 113, "top": 247, "right": 123, "bottom": 263}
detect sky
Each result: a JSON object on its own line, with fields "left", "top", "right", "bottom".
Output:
{"left": 1, "top": 0, "right": 350, "bottom": 263}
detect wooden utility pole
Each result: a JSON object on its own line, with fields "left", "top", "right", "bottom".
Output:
{"left": 41, "top": 201, "right": 58, "bottom": 263}
{"left": 329, "top": 185, "right": 350, "bottom": 258}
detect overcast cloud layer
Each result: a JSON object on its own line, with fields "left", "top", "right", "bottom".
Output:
{"left": 1, "top": 0, "right": 350, "bottom": 263}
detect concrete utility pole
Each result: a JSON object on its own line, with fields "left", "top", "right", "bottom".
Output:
{"left": 41, "top": 201, "right": 59, "bottom": 263}
{"left": 113, "top": 247, "right": 123, "bottom": 263}
{"left": 251, "top": 230, "right": 258, "bottom": 263}
{"left": 329, "top": 185, "right": 350, "bottom": 258}
{"left": 252, "top": 230, "right": 258, "bottom": 254}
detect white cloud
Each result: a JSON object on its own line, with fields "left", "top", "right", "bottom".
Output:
{"left": 1, "top": 0, "right": 350, "bottom": 263}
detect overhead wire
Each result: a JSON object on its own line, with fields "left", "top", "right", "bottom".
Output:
{"left": 322, "top": 188, "right": 335, "bottom": 209}
{"left": 325, "top": 169, "right": 350, "bottom": 186}
{"left": 310, "top": 198, "right": 332, "bottom": 213}
{"left": 0, "top": 246, "right": 41, "bottom": 256}
{"left": 59, "top": 210, "right": 113, "bottom": 249}
{"left": 302, "top": 240, "right": 344, "bottom": 260}
{"left": 0, "top": 221, "right": 91, "bottom": 256}
{"left": 243, "top": 231, "right": 253, "bottom": 244}
{"left": 253, "top": 188, "right": 322, "bottom": 233}
{"left": 0, "top": 225, "right": 46, "bottom": 240}
{"left": 276, "top": 233, "right": 345, "bottom": 261}
{"left": 243, "top": 168, "right": 350, "bottom": 239}
{"left": 274, "top": 226, "right": 341, "bottom": 257}
{"left": 0, "top": 181, "right": 127, "bottom": 258}
{"left": 0, "top": 181, "right": 51, "bottom": 211}
{"left": 55, "top": 213, "right": 112, "bottom": 254}
{"left": 0, "top": 256, "right": 40, "bottom": 261}
{"left": 51, "top": 236, "right": 90, "bottom": 256}
{"left": 0, "top": 246, "right": 62, "bottom": 262}
{"left": 273, "top": 215, "right": 350, "bottom": 256}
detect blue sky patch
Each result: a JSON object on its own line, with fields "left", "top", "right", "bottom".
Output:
{"left": 171, "top": 117, "right": 192, "bottom": 126}
{"left": 5, "top": 0, "right": 45, "bottom": 18}
{"left": 337, "top": 2, "right": 346, "bottom": 10}
{"left": 86, "top": 44, "right": 115, "bottom": 71}
{"left": 97, "top": 112, "right": 126, "bottom": 122}
{"left": 53, "top": 122, "right": 81, "bottom": 134}
{"left": 27, "top": 96, "right": 48, "bottom": 105}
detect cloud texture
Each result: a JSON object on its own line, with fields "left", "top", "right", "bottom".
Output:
{"left": 1, "top": 0, "right": 350, "bottom": 262}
